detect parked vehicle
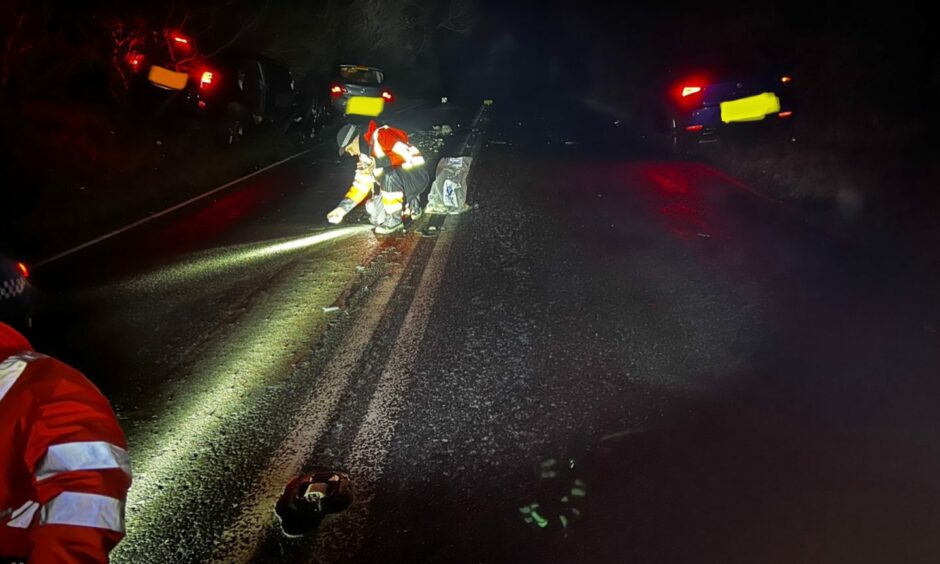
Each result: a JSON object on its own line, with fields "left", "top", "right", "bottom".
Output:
{"left": 330, "top": 65, "right": 395, "bottom": 119}
{"left": 655, "top": 54, "right": 796, "bottom": 154}
{"left": 125, "top": 30, "right": 329, "bottom": 145}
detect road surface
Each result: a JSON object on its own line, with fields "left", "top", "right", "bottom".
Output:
{"left": 29, "top": 100, "right": 940, "bottom": 563}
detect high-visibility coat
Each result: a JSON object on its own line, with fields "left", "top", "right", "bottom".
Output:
{"left": 341, "top": 120, "right": 426, "bottom": 210}
{"left": 0, "top": 323, "right": 132, "bottom": 563}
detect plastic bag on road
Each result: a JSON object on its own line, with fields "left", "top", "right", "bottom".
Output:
{"left": 426, "top": 156, "right": 472, "bottom": 215}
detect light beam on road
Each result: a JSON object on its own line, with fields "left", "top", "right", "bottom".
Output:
{"left": 121, "top": 225, "right": 372, "bottom": 293}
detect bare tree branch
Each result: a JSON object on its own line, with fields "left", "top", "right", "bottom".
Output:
{"left": 203, "top": 4, "right": 268, "bottom": 58}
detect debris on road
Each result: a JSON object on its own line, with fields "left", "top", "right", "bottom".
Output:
{"left": 427, "top": 156, "right": 473, "bottom": 215}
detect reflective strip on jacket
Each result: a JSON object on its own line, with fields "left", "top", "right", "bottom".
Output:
{"left": 363, "top": 120, "right": 425, "bottom": 170}
{"left": 0, "top": 322, "right": 132, "bottom": 563}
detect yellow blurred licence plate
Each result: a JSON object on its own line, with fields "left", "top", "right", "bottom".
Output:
{"left": 148, "top": 65, "right": 189, "bottom": 91}
{"left": 720, "top": 92, "right": 781, "bottom": 123}
{"left": 346, "top": 96, "right": 385, "bottom": 117}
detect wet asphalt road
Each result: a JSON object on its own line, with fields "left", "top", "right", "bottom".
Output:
{"left": 28, "top": 101, "right": 940, "bottom": 563}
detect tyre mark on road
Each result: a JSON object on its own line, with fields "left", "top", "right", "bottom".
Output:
{"left": 209, "top": 260, "right": 404, "bottom": 563}
{"left": 309, "top": 215, "right": 458, "bottom": 562}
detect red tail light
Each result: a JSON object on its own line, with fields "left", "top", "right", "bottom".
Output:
{"left": 781, "top": 75, "right": 792, "bottom": 83}
{"left": 171, "top": 33, "right": 190, "bottom": 45}
{"left": 200, "top": 71, "right": 214, "bottom": 88}
{"left": 380, "top": 89, "right": 394, "bottom": 102}
{"left": 778, "top": 111, "right": 793, "bottom": 118}
{"left": 126, "top": 52, "right": 145, "bottom": 72}
{"left": 16, "top": 262, "right": 29, "bottom": 278}
{"left": 330, "top": 83, "right": 346, "bottom": 96}
{"left": 686, "top": 124, "right": 704, "bottom": 132}
{"left": 681, "top": 86, "right": 703, "bottom": 97}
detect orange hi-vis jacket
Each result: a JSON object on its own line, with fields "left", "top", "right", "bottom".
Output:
{"left": 0, "top": 323, "right": 132, "bottom": 563}
{"left": 343, "top": 120, "right": 426, "bottom": 207}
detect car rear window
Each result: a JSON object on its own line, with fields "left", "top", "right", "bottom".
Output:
{"left": 339, "top": 66, "right": 383, "bottom": 86}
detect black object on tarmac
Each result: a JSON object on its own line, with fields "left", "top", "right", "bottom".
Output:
{"left": 275, "top": 469, "right": 353, "bottom": 537}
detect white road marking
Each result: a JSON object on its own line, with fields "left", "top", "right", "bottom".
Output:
{"left": 208, "top": 264, "right": 404, "bottom": 563}
{"left": 395, "top": 101, "right": 427, "bottom": 115}
{"left": 312, "top": 215, "right": 458, "bottom": 562}
{"left": 33, "top": 149, "right": 314, "bottom": 268}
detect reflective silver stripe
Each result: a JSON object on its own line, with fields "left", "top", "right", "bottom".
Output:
{"left": 6, "top": 501, "right": 40, "bottom": 528}
{"left": 391, "top": 141, "right": 412, "bottom": 158}
{"left": 0, "top": 352, "right": 44, "bottom": 403}
{"left": 40, "top": 492, "right": 125, "bottom": 533}
{"left": 36, "top": 441, "right": 132, "bottom": 481}
{"left": 372, "top": 131, "right": 385, "bottom": 157}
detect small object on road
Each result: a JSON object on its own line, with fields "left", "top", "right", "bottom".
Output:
{"left": 275, "top": 470, "right": 352, "bottom": 537}
{"left": 519, "top": 455, "right": 586, "bottom": 534}
{"left": 483, "top": 99, "right": 494, "bottom": 106}
{"left": 155, "top": 139, "right": 163, "bottom": 146}
{"left": 441, "top": 96, "right": 449, "bottom": 104}
{"left": 696, "top": 232, "right": 712, "bottom": 239}
{"left": 564, "top": 140, "right": 576, "bottom": 145}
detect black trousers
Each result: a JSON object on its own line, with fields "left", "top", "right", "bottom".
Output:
{"left": 383, "top": 166, "right": 429, "bottom": 208}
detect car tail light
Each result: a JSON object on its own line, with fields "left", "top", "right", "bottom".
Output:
{"left": 200, "top": 71, "right": 214, "bottom": 88}
{"left": 126, "top": 52, "right": 145, "bottom": 72}
{"left": 380, "top": 89, "right": 394, "bottom": 102}
{"left": 330, "top": 84, "right": 346, "bottom": 96}
{"left": 686, "top": 124, "right": 704, "bottom": 132}
{"left": 171, "top": 33, "right": 190, "bottom": 45}
{"left": 781, "top": 75, "right": 792, "bottom": 83}
{"left": 681, "top": 86, "right": 703, "bottom": 97}
{"left": 778, "top": 111, "right": 793, "bottom": 118}
{"left": 16, "top": 262, "right": 29, "bottom": 278}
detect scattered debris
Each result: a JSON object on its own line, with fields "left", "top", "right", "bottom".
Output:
{"left": 321, "top": 306, "right": 341, "bottom": 313}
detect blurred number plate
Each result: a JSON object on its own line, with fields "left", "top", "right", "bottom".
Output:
{"left": 720, "top": 92, "right": 780, "bottom": 123}
{"left": 346, "top": 96, "right": 385, "bottom": 117}
{"left": 148, "top": 65, "right": 188, "bottom": 91}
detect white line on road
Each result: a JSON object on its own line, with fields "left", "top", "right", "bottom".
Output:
{"left": 209, "top": 262, "right": 404, "bottom": 563}
{"left": 395, "top": 101, "right": 427, "bottom": 115}
{"left": 312, "top": 215, "right": 458, "bottom": 562}
{"left": 33, "top": 148, "right": 314, "bottom": 268}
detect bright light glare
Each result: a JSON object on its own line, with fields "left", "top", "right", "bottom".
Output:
{"left": 681, "top": 86, "right": 702, "bottom": 97}
{"left": 112, "top": 225, "right": 374, "bottom": 558}
{"left": 122, "top": 225, "right": 371, "bottom": 293}
{"left": 246, "top": 227, "right": 369, "bottom": 259}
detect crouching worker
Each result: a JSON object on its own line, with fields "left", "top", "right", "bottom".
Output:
{"left": 1, "top": 322, "right": 132, "bottom": 563}
{"left": 327, "top": 121, "right": 430, "bottom": 234}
